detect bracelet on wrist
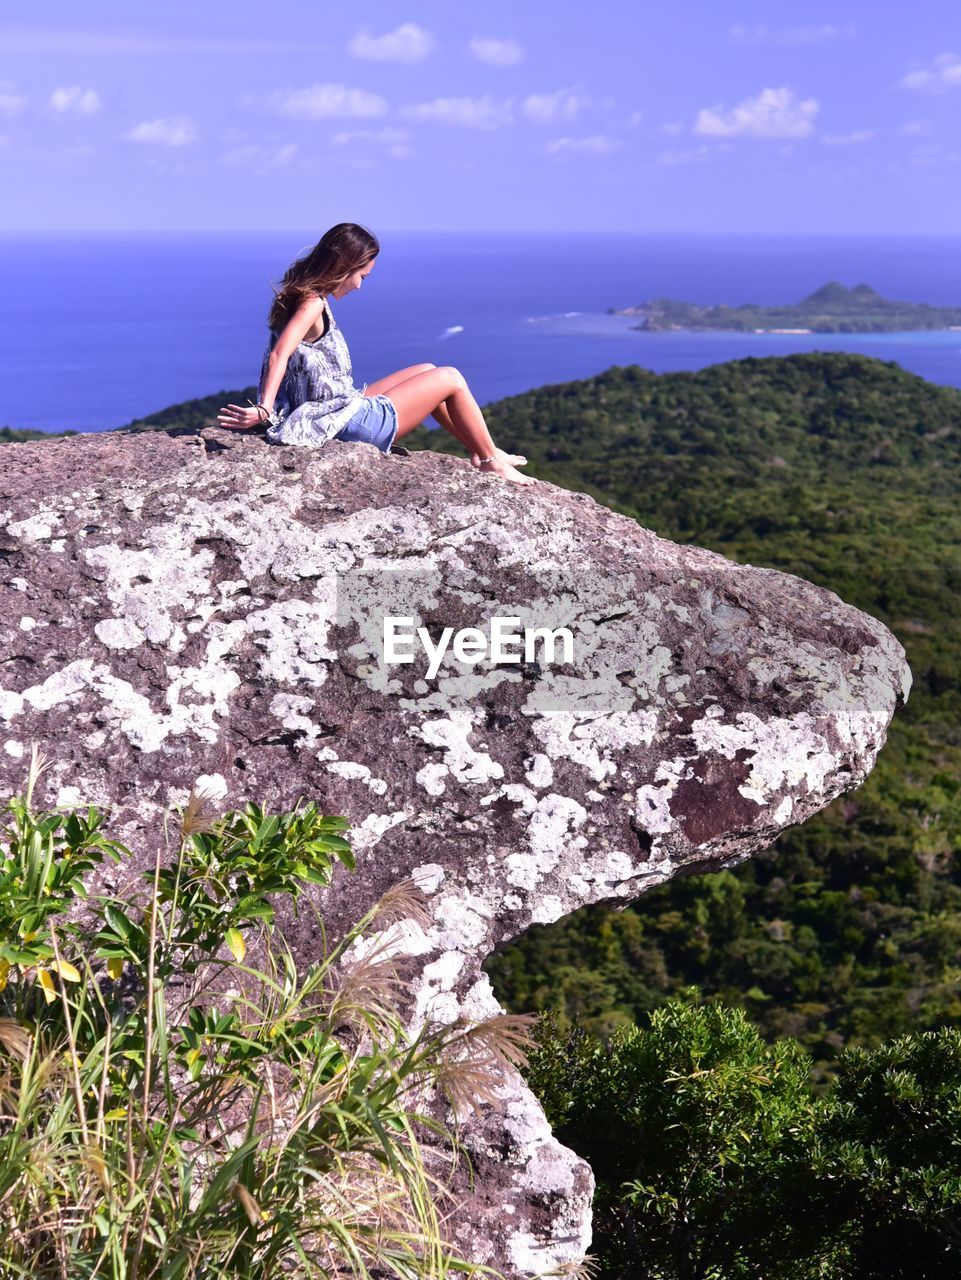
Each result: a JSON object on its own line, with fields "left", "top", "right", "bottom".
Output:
{"left": 246, "top": 398, "right": 276, "bottom": 427}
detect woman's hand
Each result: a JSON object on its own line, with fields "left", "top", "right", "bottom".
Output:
{"left": 217, "top": 402, "right": 270, "bottom": 431}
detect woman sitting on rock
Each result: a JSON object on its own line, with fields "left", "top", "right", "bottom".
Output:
{"left": 217, "top": 222, "right": 534, "bottom": 486}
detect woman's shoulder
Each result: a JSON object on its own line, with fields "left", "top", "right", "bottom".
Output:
{"left": 278, "top": 292, "right": 326, "bottom": 325}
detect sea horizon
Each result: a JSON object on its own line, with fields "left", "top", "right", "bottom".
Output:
{"left": 4, "top": 230, "right": 961, "bottom": 435}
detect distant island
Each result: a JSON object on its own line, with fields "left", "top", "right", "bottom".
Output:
{"left": 609, "top": 281, "right": 961, "bottom": 334}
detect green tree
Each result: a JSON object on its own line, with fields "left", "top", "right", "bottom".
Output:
{"left": 809, "top": 1028, "right": 961, "bottom": 1277}
{"left": 528, "top": 996, "right": 818, "bottom": 1279}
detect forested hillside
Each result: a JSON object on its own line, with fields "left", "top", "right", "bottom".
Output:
{"left": 409, "top": 353, "right": 961, "bottom": 1067}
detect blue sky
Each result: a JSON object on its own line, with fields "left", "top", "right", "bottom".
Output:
{"left": 2, "top": 0, "right": 960, "bottom": 233}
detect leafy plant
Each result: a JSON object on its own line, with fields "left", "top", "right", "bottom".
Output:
{"left": 527, "top": 1003, "right": 961, "bottom": 1279}
{"left": 528, "top": 996, "right": 817, "bottom": 1279}
{"left": 0, "top": 752, "right": 531, "bottom": 1279}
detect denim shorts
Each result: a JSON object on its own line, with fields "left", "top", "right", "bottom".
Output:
{"left": 335, "top": 393, "right": 399, "bottom": 453}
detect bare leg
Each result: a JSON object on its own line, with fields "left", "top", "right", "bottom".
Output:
{"left": 384, "top": 366, "right": 535, "bottom": 486}
{"left": 363, "top": 364, "right": 526, "bottom": 466}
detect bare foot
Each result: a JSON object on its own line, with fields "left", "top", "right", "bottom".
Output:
{"left": 471, "top": 447, "right": 528, "bottom": 469}
{"left": 478, "top": 457, "right": 537, "bottom": 486}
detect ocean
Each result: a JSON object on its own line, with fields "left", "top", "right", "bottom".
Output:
{"left": 3, "top": 231, "right": 961, "bottom": 434}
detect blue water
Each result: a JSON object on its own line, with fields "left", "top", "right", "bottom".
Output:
{"left": 4, "top": 232, "right": 961, "bottom": 434}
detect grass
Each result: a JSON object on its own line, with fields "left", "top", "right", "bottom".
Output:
{"left": 0, "top": 749, "right": 535, "bottom": 1280}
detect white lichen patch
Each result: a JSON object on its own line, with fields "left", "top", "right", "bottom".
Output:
{"left": 5, "top": 657, "right": 239, "bottom": 753}
{"left": 325, "top": 760, "right": 388, "bottom": 795}
{"left": 526, "top": 707, "right": 659, "bottom": 782}
{"left": 344, "top": 916, "right": 434, "bottom": 968}
{"left": 432, "top": 889, "right": 494, "bottom": 950}
{"left": 95, "top": 617, "right": 146, "bottom": 650}
{"left": 772, "top": 795, "right": 794, "bottom": 824}
{"left": 524, "top": 753, "right": 553, "bottom": 788}
{"left": 527, "top": 716, "right": 612, "bottom": 782}
{"left": 83, "top": 540, "right": 217, "bottom": 643}
{"left": 529, "top": 894, "right": 565, "bottom": 925}
{"left": 479, "top": 782, "right": 538, "bottom": 813}
{"left": 585, "top": 847, "right": 639, "bottom": 888}
{"left": 634, "top": 757, "right": 689, "bottom": 834}
{"left": 416, "top": 762, "right": 447, "bottom": 796}
{"left": 410, "top": 710, "right": 504, "bottom": 787}
{"left": 528, "top": 794, "right": 587, "bottom": 862}
{"left": 189, "top": 602, "right": 334, "bottom": 694}
{"left": 410, "top": 863, "right": 445, "bottom": 894}
{"left": 347, "top": 810, "right": 408, "bottom": 853}
{"left": 411, "top": 950, "right": 467, "bottom": 1024}
{"left": 194, "top": 772, "right": 229, "bottom": 801}
{"left": 268, "top": 692, "right": 317, "bottom": 735}
{"left": 504, "top": 853, "right": 539, "bottom": 892}
{"left": 691, "top": 709, "right": 837, "bottom": 803}
{"left": 6, "top": 512, "right": 57, "bottom": 542}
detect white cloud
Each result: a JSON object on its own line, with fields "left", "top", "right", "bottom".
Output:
{"left": 910, "top": 141, "right": 961, "bottom": 167}
{"left": 900, "top": 119, "right": 931, "bottom": 136}
{"left": 547, "top": 134, "right": 618, "bottom": 155}
{"left": 730, "top": 23, "right": 855, "bottom": 44}
{"left": 627, "top": 110, "right": 644, "bottom": 128}
{"left": 902, "top": 52, "right": 961, "bottom": 92}
{"left": 469, "top": 36, "right": 524, "bottom": 66}
{"left": 50, "top": 86, "right": 101, "bottom": 115}
{"left": 0, "top": 80, "right": 27, "bottom": 116}
{"left": 221, "top": 142, "right": 298, "bottom": 168}
{"left": 401, "top": 96, "right": 513, "bottom": 129}
{"left": 661, "top": 120, "right": 684, "bottom": 136}
{"left": 522, "top": 88, "right": 591, "bottom": 124}
{"left": 125, "top": 115, "right": 197, "bottom": 146}
{"left": 821, "top": 130, "right": 874, "bottom": 145}
{"left": 330, "top": 126, "right": 410, "bottom": 144}
{"left": 658, "top": 144, "right": 717, "bottom": 166}
{"left": 0, "top": 134, "right": 9, "bottom": 147}
{"left": 269, "top": 84, "right": 387, "bottom": 120}
{"left": 0, "top": 26, "right": 329, "bottom": 54}
{"left": 330, "top": 126, "right": 412, "bottom": 158}
{"left": 348, "top": 23, "right": 434, "bottom": 63}
{"left": 695, "top": 87, "right": 819, "bottom": 139}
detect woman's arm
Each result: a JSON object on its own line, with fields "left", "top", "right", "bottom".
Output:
{"left": 217, "top": 295, "right": 327, "bottom": 430}
{"left": 258, "top": 295, "right": 326, "bottom": 412}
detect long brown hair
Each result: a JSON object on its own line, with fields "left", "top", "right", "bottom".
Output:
{"left": 267, "top": 222, "right": 380, "bottom": 332}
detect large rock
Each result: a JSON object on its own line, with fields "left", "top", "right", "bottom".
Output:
{"left": 0, "top": 429, "right": 910, "bottom": 1275}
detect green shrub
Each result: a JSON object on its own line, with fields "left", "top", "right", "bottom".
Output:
{"left": 808, "top": 1028, "right": 961, "bottom": 1278}
{"left": 528, "top": 1001, "right": 961, "bottom": 1279}
{"left": 0, "top": 749, "right": 529, "bottom": 1279}
{"left": 529, "top": 996, "right": 817, "bottom": 1279}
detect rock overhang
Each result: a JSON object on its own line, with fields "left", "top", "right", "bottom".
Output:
{"left": 0, "top": 428, "right": 911, "bottom": 1275}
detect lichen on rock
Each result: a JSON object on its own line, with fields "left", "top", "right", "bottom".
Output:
{"left": 0, "top": 428, "right": 910, "bottom": 1275}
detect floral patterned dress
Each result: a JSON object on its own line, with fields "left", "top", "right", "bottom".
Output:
{"left": 259, "top": 298, "right": 368, "bottom": 446}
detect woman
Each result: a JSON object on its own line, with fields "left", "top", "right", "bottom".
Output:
{"left": 217, "top": 223, "right": 534, "bottom": 486}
